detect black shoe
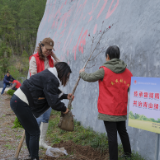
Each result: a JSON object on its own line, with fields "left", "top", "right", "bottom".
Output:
{"left": 120, "top": 154, "right": 132, "bottom": 160}
{"left": 24, "top": 154, "right": 31, "bottom": 160}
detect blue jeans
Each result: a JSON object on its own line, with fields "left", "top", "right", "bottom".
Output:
{"left": 10, "top": 95, "right": 40, "bottom": 159}
{"left": 1, "top": 83, "right": 10, "bottom": 94}
{"left": 36, "top": 107, "right": 52, "bottom": 126}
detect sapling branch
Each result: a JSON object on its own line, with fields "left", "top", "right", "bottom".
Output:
{"left": 68, "top": 23, "right": 114, "bottom": 110}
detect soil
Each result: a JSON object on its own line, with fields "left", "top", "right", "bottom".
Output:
{"left": 44, "top": 141, "right": 109, "bottom": 160}
{"left": 0, "top": 94, "right": 109, "bottom": 160}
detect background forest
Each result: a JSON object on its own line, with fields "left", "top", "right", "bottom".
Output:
{"left": 0, "top": 0, "right": 46, "bottom": 81}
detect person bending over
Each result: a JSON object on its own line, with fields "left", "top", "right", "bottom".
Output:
{"left": 9, "top": 79, "right": 21, "bottom": 91}
{"left": 10, "top": 62, "right": 74, "bottom": 160}
{"left": 1, "top": 72, "right": 14, "bottom": 95}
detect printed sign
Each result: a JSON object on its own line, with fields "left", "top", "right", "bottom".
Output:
{"left": 128, "top": 77, "right": 160, "bottom": 133}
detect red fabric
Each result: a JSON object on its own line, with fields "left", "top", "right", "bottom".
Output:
{"left": 29, "top": 52, "right": 54, "bottom": 76}
{"left": 12, "top": 80, "right": 21, "bottom": 89}
{"left": 98, "top": 66, "right": 133, "bottom": 116}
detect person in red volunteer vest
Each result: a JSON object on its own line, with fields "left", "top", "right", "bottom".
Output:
{"left": 29, "top": 37, "right": 60, "bottom": 149}
{"left": 10, "top": 79, "right": 21, "bottom": 90}
{"left": 79, "top": 46, "right": 133, "bottom": 160}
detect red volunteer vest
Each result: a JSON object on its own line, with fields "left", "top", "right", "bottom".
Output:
{"left": 13, "top": 80, "right": 21, "bottom": 89}
{"left": 29, "top": 52, "right": 54, "bottom": 75}
{"left": 98, "top": 66, "right": 133, "bottom": 116}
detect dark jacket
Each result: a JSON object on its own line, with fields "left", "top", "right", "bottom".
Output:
{"left": 3, "top": 75, "right": 14, "bottom": 84}
{"left": 20, "top": 68, "right": 67, "bottom": 118}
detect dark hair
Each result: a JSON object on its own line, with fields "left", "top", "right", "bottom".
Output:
{"left": 36, "top": 43, "right": 45, "bottom": 61}
{"left": 105, "top": 45, "right": 120, "bottom": 60}
{"left": 55, "top": 62, "right": 72, "bottom": 86}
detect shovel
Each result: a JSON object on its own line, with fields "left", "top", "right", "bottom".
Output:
{"left": 11, "top": 130, "right": 25, "bottom": 160}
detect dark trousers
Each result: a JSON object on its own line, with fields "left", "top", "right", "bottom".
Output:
{"left": 1, "top": 82, "right": 10, "bottom": 94}
{"left": 10, "top": 95, "right": 40, "bottom": 159}
{"left": 104, "top": 121, "right": 131, "bottom": 160}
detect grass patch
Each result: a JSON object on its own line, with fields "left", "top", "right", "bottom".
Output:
{"left": 12, "top": 117, "right": 23, "bottom": 128}
{"left": 6, "top": 89, "right": 15, "bottom": 96}
{"left": 47, "top": 110, "right": 145, "bottom": 160}
{"left": 4, "top": 143, "right": 13, "bottom": 150}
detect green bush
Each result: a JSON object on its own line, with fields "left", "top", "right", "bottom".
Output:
{"left": 6, "top": 89, "right": 15, "bottom": 96}
{"left": 12, "top": 117, "right": 23, "bottom": 128}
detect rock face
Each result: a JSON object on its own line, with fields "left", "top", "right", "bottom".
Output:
{"left": 35, "top": 0, "right": 160, "bottom": 159}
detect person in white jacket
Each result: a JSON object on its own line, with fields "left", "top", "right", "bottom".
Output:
{"left": 29, "top": 37, "right": 60, "bottom": 149}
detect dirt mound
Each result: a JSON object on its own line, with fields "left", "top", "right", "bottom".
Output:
{"left": 44, "top": 141, "right": 108, "bottom": 160}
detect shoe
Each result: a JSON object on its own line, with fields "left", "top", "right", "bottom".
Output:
{"left": 24, "top": 154, "right": 31, "bottom": 160}
{"left": 120, "top": 154, "right": 132, "bottom": 160}
{"left": 39, "top": 122, "right": 50, "bottom": 149}
{"left": 24, "top": 157, "right": 43, "bottom": 160}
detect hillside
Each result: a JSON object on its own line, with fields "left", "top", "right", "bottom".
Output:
{"left": 0, "top": 0, "right": 46, "bottom": 80}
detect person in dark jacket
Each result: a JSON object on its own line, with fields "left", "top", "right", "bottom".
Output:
{"left": 79, "top": 46, "right": 132, "bottom": 160}
{"left": 10, "top": 62, "right": 74, "bottom": 160}
{"left": 1, "top": 72, "right": 14, "bottom": 95}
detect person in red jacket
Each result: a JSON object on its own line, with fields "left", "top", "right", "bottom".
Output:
{"left": 10, "top": 79, "right": 21, "bottom": 90}
{"left": 79, "top": 46, "right": 132, "bottom": 160}
{"left": 29, "top": 37, "right": 60, "bottom": 149}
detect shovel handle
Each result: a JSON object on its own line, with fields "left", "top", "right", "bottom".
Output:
{"left": 15, "top": 130, "right": 25, "bottom": 158}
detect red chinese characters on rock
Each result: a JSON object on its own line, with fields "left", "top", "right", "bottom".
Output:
{"left": 106, "top": 0, "right": 119, "bottom": 19}
{"left": 154, "top": 103, "right": 159, "bottom": 110}
{"left": 138, "top": 101, "right": 142, "bottom": 108}
{"left": 148, "top": 103, "right": 153, "bottom": 109}
{"left": 79, "top": 30, "right": 88, "bottom": 54}
{"left": 143, "top": 102, "right": 148, "bottom": 109}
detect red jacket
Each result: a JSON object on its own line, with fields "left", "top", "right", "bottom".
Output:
{"left": 29, "top": 52, "right": 54, "bottom": 75}
{"left": 13, "top": 80, "right": 21, "bottom": 89}
{"left": 98, "top": 66, "right": 132, "bottom": 116}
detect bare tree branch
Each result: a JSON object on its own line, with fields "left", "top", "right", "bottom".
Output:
{"left": 68, "top": 23, "right": 114, "bottom": 110}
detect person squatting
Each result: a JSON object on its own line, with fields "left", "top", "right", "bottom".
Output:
{"left": 10, "top": 37, "right": 132, "bottom": 160}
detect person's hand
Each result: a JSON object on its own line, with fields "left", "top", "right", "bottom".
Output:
{"left": 9, "top": 81, "right": 11, "bottom": 83}
{"left": 63, "top": 108, "right": 69, "bottom": 114}
{"left": 79, "top": 68, "right": 85, "bottom": 74}
{"left": 67, "top": 93, "right": 74, "bottom": 101}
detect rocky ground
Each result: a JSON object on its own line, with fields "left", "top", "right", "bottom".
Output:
{"left": 0, "top": 94, "right": 46, "bottom": 160}
{"left": 0, "top": 94, "right": 109, "bottom": 160}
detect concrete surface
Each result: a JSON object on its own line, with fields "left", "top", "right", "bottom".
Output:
{"left": 33, "top": 0, "right": 160, "bottom": 159}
